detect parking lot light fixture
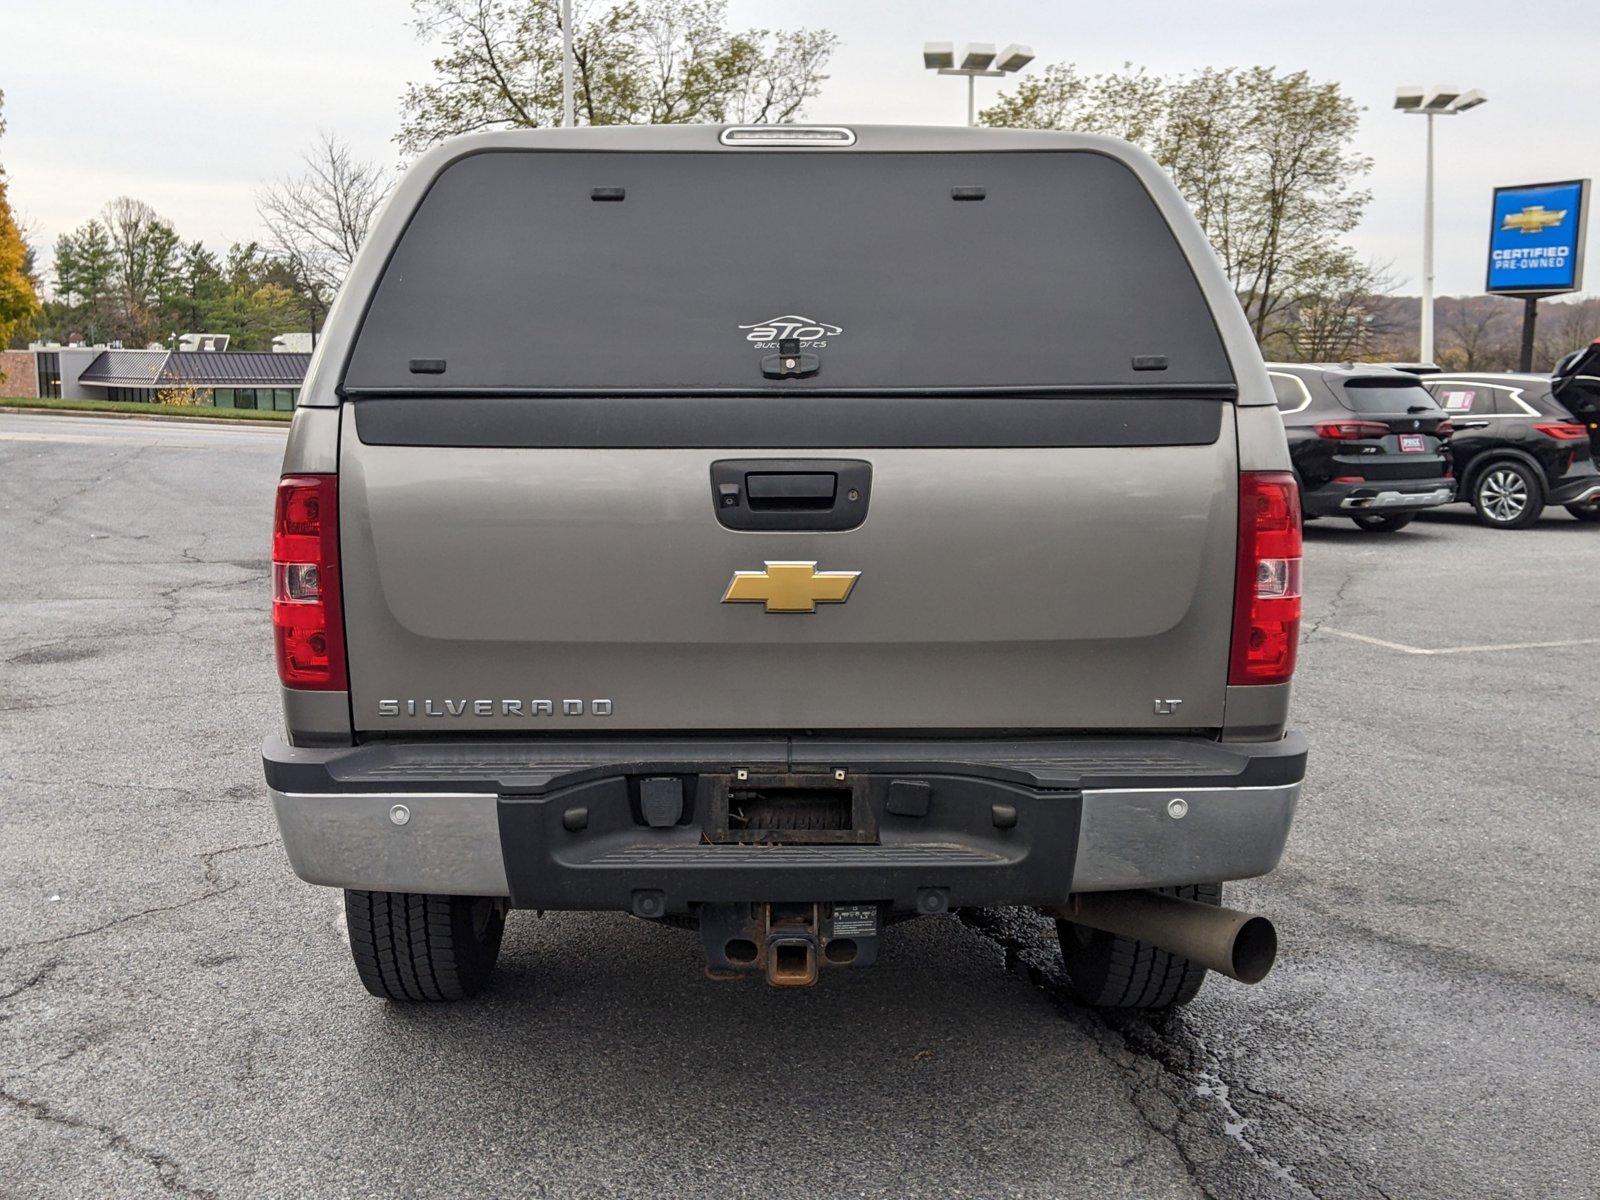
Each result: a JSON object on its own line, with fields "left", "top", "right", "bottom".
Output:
{"left": 960, "top": 43, "right": 997, "bottom": 71}
{"left": 995, "top": 44, "right": 1035, "bottom": 73}
{"left": 1422, "top": 86, "right": 1462, "bottom": 111}
{"left": 1395, "top": 84, "right": 1489, "bottom": 365}
{"left": 924, "top": 39, "right": 1035, "bottom": 126}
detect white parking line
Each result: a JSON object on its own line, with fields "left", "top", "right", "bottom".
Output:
{"left": 0, "top": 423, "right": 286, "bottom": 447}
{"left": 0, "top": 430, "right": 121, "bottom": 444}
{"left": 1318, "top": 628, "right": 1600, "bottom": 656}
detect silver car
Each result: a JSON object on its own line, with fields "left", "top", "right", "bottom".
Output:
{"left": 264, "top": 124, "right": 1306, "bottom": 1009}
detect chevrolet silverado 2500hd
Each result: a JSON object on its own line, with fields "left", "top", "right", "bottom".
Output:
{"left": 265, "top": 124, "right": 1305, "bottom": 1009}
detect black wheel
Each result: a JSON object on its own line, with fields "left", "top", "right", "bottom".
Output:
{"left": 344, "top": 890, "right": 506, "bottom": 1001}
{"left": 1471, "top": 461, "right": 1544, "bottom": 529}
{"left": 1350, "top": 513, "right": 1415, "bottom": 533}
{"left": 1565, "top": 504, "right": 1600, "bottom": 523}
{"left": 1055, "top": 883, "right": 1220, "bottom": 1010}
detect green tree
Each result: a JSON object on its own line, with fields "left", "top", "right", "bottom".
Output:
{"left": 187, "top": 242, "right": 314, "bottom": 349}
{"left": 48, "top": 200, "right": 184, "bottom": 346}
{"left": 220, "top": 241, "right": 303, "bottom": 296}
{"left": 46, "top": 221, "right": 117, "bottom": 343}
{"left": 237, "top": 283, "right": 304, "bottom": 345}
{"left": 0, "top": 88, "right": 42, "bottom": 347}
{"left": 42, "top": 212, "right": 333, "bottom": 351}
{"left": 398, "top": 0, "right": 837, "bottom": 150}
{"left": 168, "top": 241, "right": 227, "bottom": 334}
{"left": 982, "top": 64, "right": 1374, "bottom": 357}
{"left": 53, "top": 221, "right": 116, "bottom": 308}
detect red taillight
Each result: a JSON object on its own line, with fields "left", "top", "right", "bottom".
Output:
{"left": 1534, "top": 422, "right": 1589, "bottom": 441}
{"left": 272, "top": 474, "right": 346, "bottom": 690}
{"left": 1434, "top": 420, "right": 1454, "bottom": 436}
{"left": 1313, "top": 420, "right": 1390, "bottom": 441}
{"left": 1229, "top": 472, "right": 1302, "bottom": 687}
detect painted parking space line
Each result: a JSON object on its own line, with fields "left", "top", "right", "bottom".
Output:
{"left": 0, "top": 431, "right": 115, "bottom": 444}
{"left": 1, "top": 414, "right": 288, "bottom": 439}
{"left": 1318, "top": 628, "right": 1600, "bottom": 656}
{"left": 0, "top": 427, "right": 285, "bottom": 447}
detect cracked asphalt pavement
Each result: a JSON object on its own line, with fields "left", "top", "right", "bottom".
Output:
{"left": 2, "top": 411, "right": 1598, "bottom": 1199}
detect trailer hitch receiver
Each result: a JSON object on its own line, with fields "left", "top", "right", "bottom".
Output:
{"left": 699, "top": 901, "right": 880, "bottom": 986}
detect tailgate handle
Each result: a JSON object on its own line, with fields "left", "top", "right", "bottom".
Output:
{"left": 746, "top": 472, "right": 837, "bottom": 511}
{"left": 710, "top": 459, "right": 871, "bottom": 532}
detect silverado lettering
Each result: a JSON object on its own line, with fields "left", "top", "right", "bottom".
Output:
{"left": 376, "top": 699, "right": 614, "bottom": 717}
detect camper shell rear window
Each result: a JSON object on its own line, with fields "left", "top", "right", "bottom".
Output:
{"left": 342, "top": 150, "right": 1234, "bottom": 394}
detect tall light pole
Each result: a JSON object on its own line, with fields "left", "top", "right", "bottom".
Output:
{"left": 1394, "top": 85, "right": 1487, "bottom": 364}
{"left": 923, "top": 42, "right": 1033, "bottom": 126}
{"left": 561, "top": 0, "right": 574, "bottom": 127}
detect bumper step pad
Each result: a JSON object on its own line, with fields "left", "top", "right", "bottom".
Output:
{"left": 265, "top": 731, "right": 1306, "bottom": 795}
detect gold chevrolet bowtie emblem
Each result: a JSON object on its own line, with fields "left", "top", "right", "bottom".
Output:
{"left": 721, "top": 561, "right": 861, "bottom": 613}
{"left": 1502, "top": 205, "right": 1567, "bottom": 234}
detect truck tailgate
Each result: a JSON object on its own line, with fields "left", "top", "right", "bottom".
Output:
{"left": 338, "top": 405, "right": 1238, "bottom": 731}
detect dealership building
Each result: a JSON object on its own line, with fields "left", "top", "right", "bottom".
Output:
{"left": 2, "top": 343, "right": 311, "bottom": 411}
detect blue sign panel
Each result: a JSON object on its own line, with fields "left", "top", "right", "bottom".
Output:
{"left": 1486, "top": 180, "right": 1588, "bottom": 295}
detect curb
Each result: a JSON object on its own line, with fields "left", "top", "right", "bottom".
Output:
{"left": 0, "top": 405, "right": 291, "bottom": 431}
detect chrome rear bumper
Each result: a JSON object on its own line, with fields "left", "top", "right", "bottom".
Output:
{"left": 271, "top": 790, "right": 508, "bottom": 896}
{"left": 1557, "top": 483, "right": 1600, "bottom": 506}
{"left": 267, "top": 735, "right": 1303, "bottom": 906}
{"left": 1340, "top": 486, "right": 1453, "bottom": 510}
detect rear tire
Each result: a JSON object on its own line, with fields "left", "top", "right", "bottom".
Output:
{"left": 1471, "top": 461, "right": 1544, "bottom": 529}
{"left": 1565, "top": 504, "right": 1600, "bottom": 523}
{"left": 1055, "top": 883, "right": 1220, "bottom": 1010}
{"left": 344, "top": 890, "right": 506, "bottom": 1001}
{"left": 1350, "top": 513, "right": 1415, "bottom": 533}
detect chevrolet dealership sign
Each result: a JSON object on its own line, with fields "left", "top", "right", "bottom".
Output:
{"left": 1486, "top": 180, "right": 1589, "bottom": 296}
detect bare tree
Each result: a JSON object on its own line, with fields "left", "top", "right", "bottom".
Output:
{"left": 397, "top": 0, "right": 837, "bottom": 149}
{"left": 983, "top": 65, "right": 1371, "bottom": 350}
{"left": 1276, "top": 253, "right": 1397, "bottom": 363}
{"left": 721, "top": 26, "right": 837, "bottom": 124}
{"left": 99, "top": 197, "right": 181, "bottom": 345}
{"left": 257, "top": 133, "right": 393, "bottom": 305}
{"left": 1435, "top": 297, "right": 1517, "bottom": 371}
{"left": 1534, "top": 296, "right": 1600, "bottom": 372}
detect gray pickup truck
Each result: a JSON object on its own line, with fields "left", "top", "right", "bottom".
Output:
{"left": 265, "top": 124, "right": 1306, "bottom": 1010}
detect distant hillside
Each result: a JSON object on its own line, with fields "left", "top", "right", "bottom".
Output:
{"left": 1293, "top": 293, "right": 1600, "bottom": 371}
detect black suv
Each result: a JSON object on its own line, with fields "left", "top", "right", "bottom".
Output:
{"left": 1420, "top": 370, "right": 1600, "bottom": 528}
{"left": 1266, "top": 363, "right": 1455, "bottom": 533}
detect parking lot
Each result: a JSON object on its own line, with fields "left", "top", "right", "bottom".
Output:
{"left": 2, "top": 410, "right": 1598, "bottom": 1200}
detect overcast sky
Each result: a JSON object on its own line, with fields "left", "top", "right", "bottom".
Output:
{"left": 3, "top": 0, "right": 1593, "bottom": 298}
